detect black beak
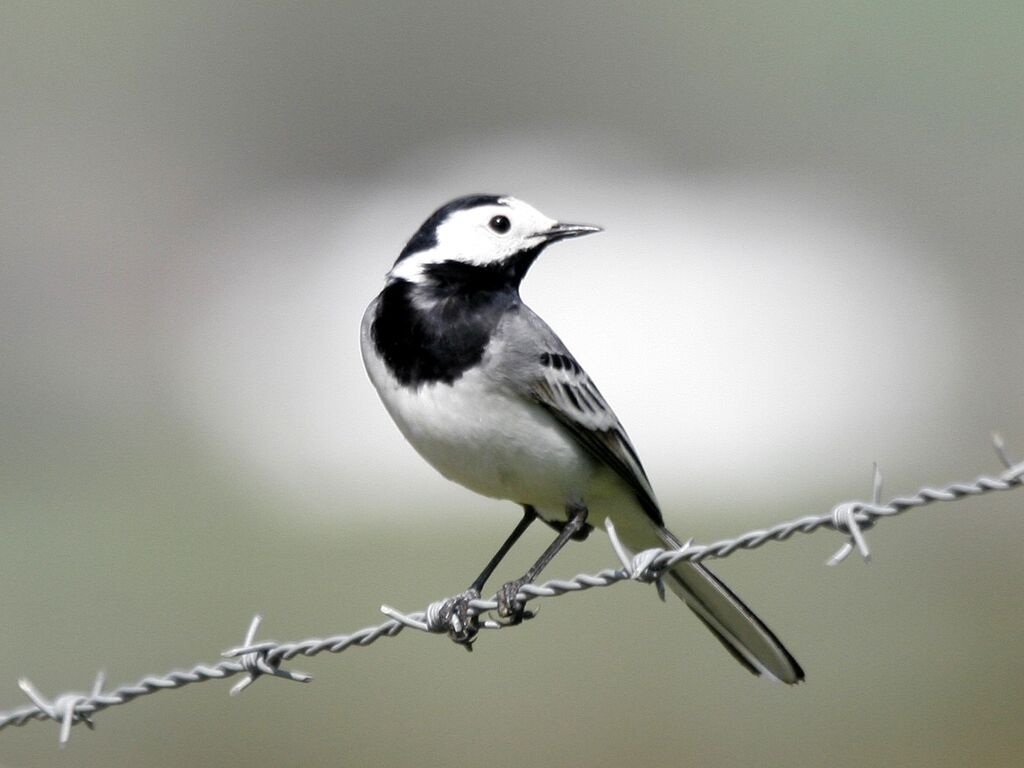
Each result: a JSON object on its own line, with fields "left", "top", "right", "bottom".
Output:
{"left": 541, "top": 222, "right": 603, "bottom": 243}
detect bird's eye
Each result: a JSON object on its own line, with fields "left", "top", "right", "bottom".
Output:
{"left": 488, "top": 215, "right": 511, "bottom": 234}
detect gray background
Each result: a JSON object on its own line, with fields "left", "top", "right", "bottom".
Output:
{"left": 2, "top": 3, "right": 1023, "bottom": 766}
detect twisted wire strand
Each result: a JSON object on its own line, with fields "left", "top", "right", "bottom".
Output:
{"left": 2, "top": 446, "right": 1021, "bottom": 744}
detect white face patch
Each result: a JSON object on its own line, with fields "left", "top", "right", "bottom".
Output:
{"left": 388, "top": 197, "right": 559, "bottom": 284}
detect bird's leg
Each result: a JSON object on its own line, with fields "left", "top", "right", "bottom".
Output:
{"left": 496, "top": 502, "right": 589, "bottom": 623}
{"left": 438, "top": 506, "right": 538, "bottom": 649}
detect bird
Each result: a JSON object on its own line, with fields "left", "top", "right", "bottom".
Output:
{"left": 360, "top": 194, "right": 804, "bottom": 683}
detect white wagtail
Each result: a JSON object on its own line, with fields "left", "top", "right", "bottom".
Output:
{"left": 361, "top": 194, "right": 803, "bottom": 683}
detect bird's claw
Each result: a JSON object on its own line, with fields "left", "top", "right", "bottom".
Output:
{"left": 437, "top": 588, "right": 481, "bottom": 650}
{"left": 496, "top": 578, "right": 534, "bottom": 625}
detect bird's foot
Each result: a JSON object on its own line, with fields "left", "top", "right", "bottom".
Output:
{"left": 437, "top": 588, "right": 481, "bottom": 650}
{"left": 495, "top": 578, "right": 535, "bottom": 625}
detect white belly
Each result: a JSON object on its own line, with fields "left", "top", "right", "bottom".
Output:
{"left": 370, "top": 361, "right": 596, "bottom": 509}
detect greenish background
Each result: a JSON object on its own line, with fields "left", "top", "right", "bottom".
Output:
{"left": 2, "top": 3, "right": 1023, "bottom": 766}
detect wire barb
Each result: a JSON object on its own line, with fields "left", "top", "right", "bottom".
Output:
{"left": 604, "top": 518, "right": 668, "bottom": 598}
{"left": 223, "top": 615, "right": 312, "bottom": 696}
{"left": 992, "top": 433, "right": 1024, "bottom": 485}
{"left": 992, "top": 432, "right": 1012, "bottom": 469}
{"left": 1, "top": 440, "right": 1022, "bottom": 742}
{"left": 381, "top": 598, "right": 506, "bottom": 637}
{"left": 604, "top": 518, "right": 670, "bottom": 582}
{"left": 381, "top": 604, "right": 432, "bottom": 632}
{"left": 826, "top": 464, "right": 884, "bottom": 566}
{"left": 18, "top": 671, "right": 104, "bottom": 746}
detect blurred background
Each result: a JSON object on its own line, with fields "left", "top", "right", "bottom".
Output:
{"left": 2, "top": 2, "right": 1023, "bottom": 766}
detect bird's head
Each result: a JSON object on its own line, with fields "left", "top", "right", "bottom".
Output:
{"left": 387, "top": 195, "right": 601, "bottom": 288}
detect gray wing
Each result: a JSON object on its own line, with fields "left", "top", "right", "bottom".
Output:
{"left": 496, "top": 310, "right": 803, "bottom": 683}
{"left": 499, "top": 307, "right": 663, "bottom": 526}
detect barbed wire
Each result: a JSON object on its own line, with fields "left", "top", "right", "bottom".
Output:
{"left": 3, "top": 435, "right": 1022, "bottom": 746}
